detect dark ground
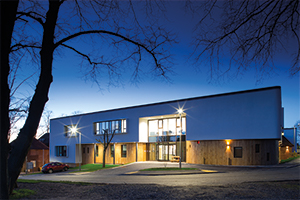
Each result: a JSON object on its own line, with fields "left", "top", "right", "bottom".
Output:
{"left": 14, "top": 180, "right": 300, "bottom": 199}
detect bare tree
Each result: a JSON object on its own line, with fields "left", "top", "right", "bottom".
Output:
{"left": 1, "top": 0, "right": 176, "bottom": 198}
{"left": 36, "top": 109, "right": 53, "bottom": 139}
{"left": 96, "top": 129, "right": 116, "bottom": 168}
{"left": 187, "top": 0, "right": 299, "bottom": 82}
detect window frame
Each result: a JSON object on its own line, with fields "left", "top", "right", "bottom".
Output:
{"left": 234, "top": 147, "right": 243, "bottom": 158}
{"left": 94, "top": 119, "right": 127, "bottom": 135}
{"left": 121, "top": 144, "right": 127, "bottom": 158}
{"left": 64, "top": 125, "right": 78, "bottom": 137}
{"left": 255, "top": 144, "right": 260, "bottom": 153}
{"left": 95, "top": 145, "right": 98, "bottom": 157}
{"left": 55, "top": 146, "right": 67, "bottom": 157}
{"left": 111, "top": 144, "right": 114, "bottom": 157}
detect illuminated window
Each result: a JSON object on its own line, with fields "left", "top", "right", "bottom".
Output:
{"left": 64, "top": 125, "right": 78, "bottom": 137}
{"left": 148, "top": 117, "right": 186, "bottom": 142}
{"left": 94, "top": 119, "right": 126, "bottom": 135}
{"left": 234, "top": 147, "right": 242, "bottom": 158}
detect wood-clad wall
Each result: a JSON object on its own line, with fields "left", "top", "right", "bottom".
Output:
{"left": 186, "top": 139, "right": 279, "bottom": 165}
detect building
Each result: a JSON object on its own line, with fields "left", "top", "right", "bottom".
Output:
{"left": 39, "top": 133, "right": 49, "bottom": 147}
{"left": 282, "top": 128, "right": 298, "bottom": 153}
{"left": 50, "top": 86, "right": 283, "bottom": 166}
{"left": 18, "top": 138, "right": 49, "bottom": 172}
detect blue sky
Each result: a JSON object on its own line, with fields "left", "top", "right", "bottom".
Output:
{"left": 11, "top": 1, "right": 300, "bottom": 140}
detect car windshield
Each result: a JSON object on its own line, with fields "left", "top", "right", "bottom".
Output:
{"left": 42, "top": 163, "right": 50, "bottom": 168}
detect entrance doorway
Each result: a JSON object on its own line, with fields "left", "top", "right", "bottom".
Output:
{"left": 157, "top": 143, "right": 176, "bottom": 161}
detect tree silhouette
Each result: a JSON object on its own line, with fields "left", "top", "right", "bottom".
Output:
{"left": 187, "top": 0, "right": 299, "bottom": 82}
{"left": 95, "top": 129, "right": 116, "bottom": 168}
{"left": 1, "top": 0, "right": 176, "bottom": 198}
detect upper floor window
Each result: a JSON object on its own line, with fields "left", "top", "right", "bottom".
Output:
{"left": 94, "top": 119, "right": 126, "bottom": 135}
{"left": 64, "top": 125, "right": 78, "bottom": 137}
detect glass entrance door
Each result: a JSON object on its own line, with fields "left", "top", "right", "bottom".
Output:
{"left": 157, "top": 143, "right": 176, "bottom": 161}
{"left": 158, "top": 145, "right": 168, "bottom": 160}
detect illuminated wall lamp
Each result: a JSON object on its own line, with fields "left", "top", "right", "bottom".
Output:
{"left": 286, "top": 146, "right": 289, "bottom": 152}
{"left": 226, "top": 140, "right": 230, "bottom": 150}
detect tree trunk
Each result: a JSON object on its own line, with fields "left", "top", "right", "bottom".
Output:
{"left": 7, "top": 0, "right": 61, "bottom": 194}
{"left": 103, "top": 148, "right": 106, "bottom": 168}
{"left": 0, "top": 0, "right": 19, "bottom": 199}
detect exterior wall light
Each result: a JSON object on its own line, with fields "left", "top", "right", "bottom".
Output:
{"left": 286, "top": 146, "right": 289, "bottom": 152}
{"left": 226, "top": 140, "right": 231, "bottom": 150}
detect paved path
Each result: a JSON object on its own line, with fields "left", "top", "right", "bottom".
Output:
{"left": 19, "top": 158, "right": 300, "bottom": 186}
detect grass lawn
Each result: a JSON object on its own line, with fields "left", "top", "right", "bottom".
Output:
{"left": 140, "top": 167, "right": 198, "bottom": 171}
{"left": 9, "top": 188, "right": 36, "bottom": 199}
{"left": 17, "top": 179, "right": 93, "bottom": 185}
{"left": 280, "top": 155, "right": 300, "bottom": 164}
{"left": 69, "top": 163, "right": 120, "bottom": 173}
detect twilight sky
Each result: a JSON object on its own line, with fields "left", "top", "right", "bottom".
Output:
{"left": 11, "top": 1, "right": 299, "bottom": 139}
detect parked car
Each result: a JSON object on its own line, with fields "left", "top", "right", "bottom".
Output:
{"left": 42, "top": 162, "right": 69, "bottom": 173}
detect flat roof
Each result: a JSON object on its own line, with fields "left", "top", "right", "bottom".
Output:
{"left": 52, "top": 86, "right": 281, "bottom": 120}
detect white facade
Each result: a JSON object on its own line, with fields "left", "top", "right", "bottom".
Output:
{"left": 49, "top": 86, "right": 282, "bottom": 164}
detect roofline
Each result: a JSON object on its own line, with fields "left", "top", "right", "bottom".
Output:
{"left": 51, "top": 86, "right": 281, "bottom": 120}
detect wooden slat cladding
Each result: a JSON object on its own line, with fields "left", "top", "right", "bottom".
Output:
{"left": 186, "top": 139, "right": 279, "bottom": 165}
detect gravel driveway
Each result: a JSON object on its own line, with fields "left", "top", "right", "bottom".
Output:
{"left": 15, "top": 180, "right": 299, "bottom": 199}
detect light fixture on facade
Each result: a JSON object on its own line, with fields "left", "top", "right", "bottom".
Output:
{"left": 286, "top": 146, "right": 289, "bottom": 152}
{"left": 226, "top": 140, "right": 231, "bottom": 150}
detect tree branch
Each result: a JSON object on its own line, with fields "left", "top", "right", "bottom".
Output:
{"left": 16, "top": 11, "right": 44, "bottom": 25}
{"left": 54, "top": 30, "right": 166, "bottom": 75}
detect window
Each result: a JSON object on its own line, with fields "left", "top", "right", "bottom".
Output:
{"left": 267, "top": 153, "right": 270, "bottom": 161}
{"left": 148, "top": 117, "right": 186, "bottom": 142}
{"left": 234, "top": 147, "right": 242, "bottom": 158}
{"left": 87, "top": 147, "right": 89, "bottom": 154}
{"left": 95, "top": 145, "right": 98, "bottom": 157}
{"left": 94, "top": 119, "right": 126, "bottom": 135}
{"left": 111, "top": 145, "right": 114, "bottom": 157}
{"left": 121, "top": 145, "right": 127, "bottom": 157}
{"left": 55, "top": 146, "right": 67, "bottom": 157}
{"left": 64, "top": 125, "right": 78, "bottom": 137}
{"left": 255, "top": 144, "right": 260, "bottom": 153}
{"left": 31, "top": 160, "right": 36, "bottom": 167}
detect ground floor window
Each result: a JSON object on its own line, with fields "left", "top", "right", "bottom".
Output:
{"left": 55, "top": 146, "right": 67, "bottom": 157}
{"left": 95, "top": 145, "right": 98, "bottom": 157}
{"left": 234, "top": 147, "right": 243, "bottom": 158}
{"left": 121, "top": 145, "right": 127, "bottom": 157}
{"left": 111, "top": 145, "right": 114, "bottom": 157}
{"left": 255, "top": 144, "right": 260, "bottom": 153}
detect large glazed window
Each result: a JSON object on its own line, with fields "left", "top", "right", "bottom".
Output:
{"left": 148, "top": 117, "right": 186, "bottom": 143}
{"left": 55, "top": 146, "right": 67, "bottom": 157}
{"left": 94, "top": 119, "right": 126, "bottom": 135}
